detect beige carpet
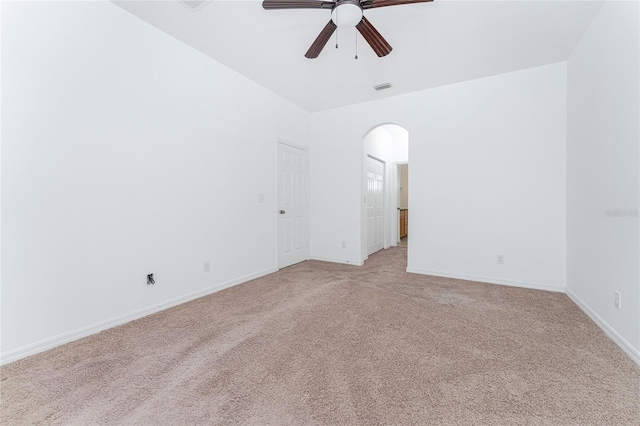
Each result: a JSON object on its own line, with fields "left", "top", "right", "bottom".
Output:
{"left": 2, "top": 247, "right": 639, "bottom": 425}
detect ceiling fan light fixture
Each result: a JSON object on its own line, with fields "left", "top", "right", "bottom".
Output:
{"left": 331, "top": 2, "right": 364, "bottom": 28}
{"left": 262, "top": 0, "right": 433, "bottom": 58}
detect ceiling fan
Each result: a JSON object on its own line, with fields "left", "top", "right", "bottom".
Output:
{"left": 262, "top": 0, "right": 433, "bottom": 59}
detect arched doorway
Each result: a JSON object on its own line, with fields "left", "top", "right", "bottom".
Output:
{"left": 361, "top": 123, "right": 409, "bottom": 261}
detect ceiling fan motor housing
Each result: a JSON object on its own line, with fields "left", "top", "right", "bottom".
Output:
{"left": 331, "top": 0, "right": 364, "bottom": 27}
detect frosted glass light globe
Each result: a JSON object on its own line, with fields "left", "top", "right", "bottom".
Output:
{"left": 331, "top": 2, "right": 363, "bottom": 28}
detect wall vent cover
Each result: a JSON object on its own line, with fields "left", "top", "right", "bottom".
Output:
{"left": 374, "top": 83, "right": 392, "bottom": 91}
{"left": 180, "top": 0, "right": 211, "bottom": 12}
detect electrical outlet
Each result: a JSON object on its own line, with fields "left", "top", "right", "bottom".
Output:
{"left": 258, "top": 193, "right": 265, "bottom": 204}
{"left": 341, "top": 241, "right": 346, "bottom": 249}
{"left": 204, "top": 260, "right": 211, "bottom": 273}
{"left": 614, "top": 291, "right": 621, "bottom": 309}
{"left": 497, "top": 255, "right": 505, "bottom": 265}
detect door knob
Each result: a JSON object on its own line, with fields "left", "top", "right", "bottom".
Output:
{"left": 280, "top": 210, "right": 286, "bottom": 214}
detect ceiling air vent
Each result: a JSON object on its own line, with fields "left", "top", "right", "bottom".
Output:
{"left": 374, "top": 83, "right": 392, "bottom": 91}
{"left": 179, "top": 0, "right": 211, "bottom": 12}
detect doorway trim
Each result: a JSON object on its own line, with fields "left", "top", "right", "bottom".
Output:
{"left": 360, "top": 123, "right": 409, "bottom": 264}
{"left": 393, "top": 161, "right": 408, "bottom": 247}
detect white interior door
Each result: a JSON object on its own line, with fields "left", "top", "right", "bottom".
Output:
{"left": 367, "top": 156, "right": 384, "bottom": 255}
{"left": 278, "top": 142, "right": 309, "bottom": 268}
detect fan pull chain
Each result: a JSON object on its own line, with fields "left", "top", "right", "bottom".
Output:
{"left": 355, "top": 28, "right": 358, "bottom": 59}
{"left": 335, "top": 8, "right": 339, "bottom": 49}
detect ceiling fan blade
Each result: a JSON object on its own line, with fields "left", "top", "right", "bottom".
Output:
{"left": 263, "top": 0, "right": 335, "bottom": 10}
{"left": 361, "top": 0, "right": 432, "bottom": 9}
{"left": 305, "top": 20, "right": 337, "bottom": 58}
{"left": 355, "top": 16, "right": 392, "bottom": 57}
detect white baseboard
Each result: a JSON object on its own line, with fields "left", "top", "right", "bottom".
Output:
{"left": 565, "top": 288, "right": 640, "bottom": 367}
{"left": 5, "top": 264, "right": 637, "bottom": 370}
{"left": 0, "top": 267, "right": 277, "bottom": 366}
{"left": 310, "top": 256, "right": 364, "bottom": 266}
{"left": 405, "top": 267, "right": 565, "bottom": 293}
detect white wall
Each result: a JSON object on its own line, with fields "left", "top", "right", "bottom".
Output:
{"left": 311, "top": 63, "right": 567, "bottom": 291}
{"left": 566, "top": 0, "right": 640, "bottom": 362}
{"left": 1, "top": 1, "right": 310, "bottom": 362}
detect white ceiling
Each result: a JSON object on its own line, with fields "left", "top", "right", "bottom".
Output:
{"left": 113, "top": 0, "right": 603, "bottom": 112}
